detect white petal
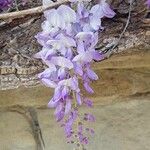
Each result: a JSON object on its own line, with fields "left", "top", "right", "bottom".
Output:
{"left": 90, "top": 16, "right": 101, "bottom": 31}
{"left": 48, "top": 98, "right": 58, "bottom": 108}
{"left": 41, "top": 78, "right": 57, "bottom": 88}
{"left": 58, "top": 5, "right": 77, "bottom": 24}
{"left": 43, "top": 0, "right": 53, "bottom": 7}
{"left": 44, "top": 9, "right": 65, "bottom": 29}
{"left": 50, "top": 56, "right": 73, "bottom": 69}
{"left": 75, "top": 32, "right": 93, "bottom": 40}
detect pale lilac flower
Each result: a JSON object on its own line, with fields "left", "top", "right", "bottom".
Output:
{"left": 90, "top": 0, "right": 116, "bottom": 19}
{"left": 76, "top": 0, "right": 116, "bottom": 31}
{"left": 76, "top": 3, "right": 99, "bottom": 32}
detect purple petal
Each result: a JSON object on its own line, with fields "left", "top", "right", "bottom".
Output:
{"left": 44, "top": 9, "right": 65, "bottom": 29}
{"left": 92, "top": 51, "right": 104, "bottom": 61}
{"left": 84, "top": 113, "right": 95, "bottom": 122}
{"left": 43, "top": 0, "right": 53, "bottom": 7}
{"left": 76, "top": 93, "right": 82, "bottom": 105}
{"left": 57, "top": 5, "right": 77, "bottom": 24}
{"left": 84, "top": 82, "right": 94, "bottom": 94}
{"left": 38, "top": 64, "right": 56, "bottom": 78}
{"left": 53, "top": 86, "right": 62, "bottom": 102}
{"left": 83, "top": 99, "right": 93, "bottom": 108}
{"left": 35, "top": 32, "right": 50, "bottom": 46}
{"left": 86, "top": 68, "right": 98, "bottom": 80}
{"left": 75, "top": 32, "right": 93, "bottom": 40}
{"left": 71, "top": 77, "right": 80, "bottom": 92}
{"left": 0, "top": 0, "right": 12, "bottom": 9}
{"left": 146, "top": 0, "right": 150, "bottom": 7}
{"left": 41, "top": 78, "right": 57, "bottom": 88}
{"left": 65, "top": 48, "right": 73, "bottom": 59}
{"left": 72, "top": 54, "right": 81, "bottom": 62}
{"left": 90, "top": 128, "right": 95, "bottom": 135}
{"left": 45, "top": 48, "right": 56, "bottom": 60}
{"left": 73, "top": 51, "right": 93, "bottom": 63}
{"left": 56, "top": 33, "right": 76, "bottom": 47}
{"left": 101, "top": 2, "right": 116, "bottom": 18}
{"left": 90, "top": 2, "right": 115, "bottom": 19}
{"left": 90, "top": 15, "right": 101, "bottom": 31}
{"left": 77, "top": 2, "right": 84, "bottom": 17}
{"left": 55, "top": 110, "right": 64, "bottom": 122}
{"left": 50, "top": 56, "right": 73, "bottom": 69}
{"left": 33, "top": 48, "right": 47, "bottom": 59}
{"left": 88, "top": 114, "right": 95, "bottom": 122}
{"left": 54, "top": 102, "right": 63, "bottom": 115}
{"left": 77, "top": 41, "right": 85, "bottom": 53}
{"left": 90, "top": 32, "right": 99, "bottom": 48}
{"left": 48, "top": 98, "right": 58, "bottom": 108}
{"left": 78, "top": 124, "right": 83, "bottom": 133}
{"left": 73, "top": 63, "right": 83, "bottom": 76}
{"left": 62, "top": 86, "right": 69, "bottom": 99}
{"left": 65, "top": 98, "right": 72, "bottom": 115}
{"left": 64, "top": 124, "right": 72, "bottom": 138}
{"left": 82, "top": 137, "right": 89, "bottom": 145}
{"left": 58, "top": 68, "right": 66, "bottom": 80}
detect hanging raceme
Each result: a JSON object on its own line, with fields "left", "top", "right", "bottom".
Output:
{"left": 34, "top": 0, "right": 115, "bottom": 148}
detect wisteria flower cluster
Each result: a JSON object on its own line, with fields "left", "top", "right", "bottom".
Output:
{"left": 35, "top": 0, "right": 115, "bottom": 148}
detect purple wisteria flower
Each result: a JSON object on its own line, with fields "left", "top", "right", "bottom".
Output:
{"left": 146, "top": 0, "right": 150, "bottom": 7}
{"left": 35, "top": 0, "right": 115, "bottom": 147}
{"left": 0, "top": 0, "right": 11, "bottom": 9}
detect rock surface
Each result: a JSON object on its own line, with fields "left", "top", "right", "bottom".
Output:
{"left": 0, "top": 99, "right": 150, "bottom": 150}
{"left": 0, "top": 111, "right": 36, "bottom": 150}
{"left": 0, "top": 50, "right": 149, "bottom": 107}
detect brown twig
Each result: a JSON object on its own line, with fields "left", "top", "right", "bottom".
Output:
{"left": 0, "top": 0, "right": 69, "bottom": 20}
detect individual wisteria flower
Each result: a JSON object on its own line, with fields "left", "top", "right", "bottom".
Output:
{"left": 35, "top": 0, "right": 115, "bottom": 148}
{"left": 0, "top": 0, "right": 11, "bottom": 9}
{"left": 90, "top": 0, "right": 116, "bottom": 19}
{"left": 146, "top": 0, "right": 150, "bottom": 7}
